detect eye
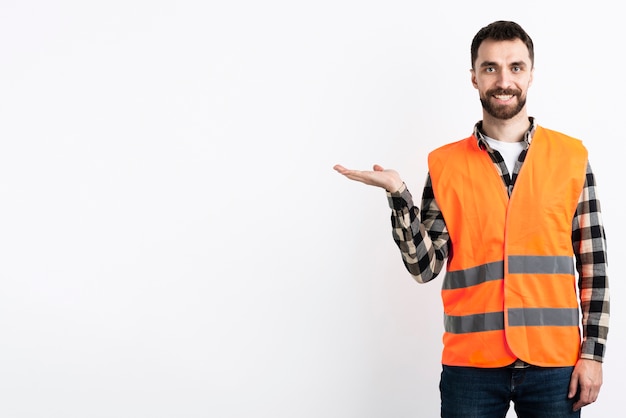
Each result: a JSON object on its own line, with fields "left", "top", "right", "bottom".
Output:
{"left": 512, "top": 66, "right": 521, "bottom": 73}
{"left": 485, "top": 67, "right": 496, "bottom": 73}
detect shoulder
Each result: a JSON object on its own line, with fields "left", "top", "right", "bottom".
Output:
{"left": 430, "top": 136, "right": 476, "bottom": 157}
{"left": 535, "top": 125, "right": 587, "bottom": 153}
{"left": 536, "top": 125, "right": 583, "bottom": 145}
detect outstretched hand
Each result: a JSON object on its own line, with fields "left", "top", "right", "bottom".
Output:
{"left": 333, "top": 164, "right": 403, "bottom": 193}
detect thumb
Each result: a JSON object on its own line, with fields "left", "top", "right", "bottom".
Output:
{"left": 568, "top": 373, "right": 578, "bottom": 399}
{"left": 373, "top": 164, "right": 385, "bottom": 172}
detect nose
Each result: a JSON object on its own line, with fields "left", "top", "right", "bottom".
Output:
{"left": 495, "top": 69, "right": 514, "bottom": 89}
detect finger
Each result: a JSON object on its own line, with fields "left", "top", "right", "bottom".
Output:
{"left": 572, "top": 399, "right": 583, "bottom": 412}
{"left": 343, "top": 172, "right": 367, "bottom": 182}
{"left": 573, "top": 398, "right": 589, "bottom": 411}
{"left": 573, "top": 387, "right": 599, "bottom": 411}
{"left": 584, "top": 386, "right": 599, "bottom": 404}
{"left": 572, "top": 388, "right": 589, "bottom": 411}
{"left": 334, "top": 165, "right": 359, "bottom": 176}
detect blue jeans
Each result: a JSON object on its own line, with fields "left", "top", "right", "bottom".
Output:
{"left": 440, "top": 365, "right": 580, "bottom": 417}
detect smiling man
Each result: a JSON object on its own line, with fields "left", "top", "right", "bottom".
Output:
{"left": 334, "top": 21, "right": 609, "bottom": 417}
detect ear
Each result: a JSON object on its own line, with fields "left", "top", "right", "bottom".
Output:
{"left": 528, "top": 67, "right": 534, "bottom": 87}
{"left": 470, "top": 69, "right": 478, "bottom": 89}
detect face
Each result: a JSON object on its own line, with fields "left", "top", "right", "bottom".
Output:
{"left": 471, "top": 38, "right": 534, "bottom": 120}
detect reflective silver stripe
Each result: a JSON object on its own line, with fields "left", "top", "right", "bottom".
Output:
{"left": 443, "top": 261, "right": 504, "bottom": 290}
{"left": 508, "top": 308, "right": 579, "bottom": 327}
{"left": 444, "top": 308, "right": 579, "bottom": 333}
{"left": 444, "top": 312, "right": 504, "bottom": 334}
{"left": 508, "top": 255, "right": 574, "bottom": 275}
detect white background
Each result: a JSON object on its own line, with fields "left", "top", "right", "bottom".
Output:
{"left": 0, "top": 1, "right": 622, "bottom": 417}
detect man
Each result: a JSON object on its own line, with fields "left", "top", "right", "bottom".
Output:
{"left": 333, "top": 21, "right": 609, "bottom": 417}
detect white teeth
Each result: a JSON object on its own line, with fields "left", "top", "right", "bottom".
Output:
{"left": 495, "top": 95, "right": 513, "bottom": 100}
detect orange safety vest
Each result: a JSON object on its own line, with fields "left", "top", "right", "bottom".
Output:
{"left": 428, "top": 126, "right": 588, "bottom": 367}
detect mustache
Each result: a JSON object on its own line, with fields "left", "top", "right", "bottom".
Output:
{"left": 486, "top": 88, "right": 521, "bottom": 97}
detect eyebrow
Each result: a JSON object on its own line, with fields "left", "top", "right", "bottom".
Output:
{"left": 479, "top": 61, "right": 528, "bottom": 68}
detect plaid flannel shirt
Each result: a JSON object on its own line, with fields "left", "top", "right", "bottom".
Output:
{"left": 386, "top": 118, "right": 609, "bottom": 362}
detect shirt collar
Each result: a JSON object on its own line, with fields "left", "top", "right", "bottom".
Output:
{"left": 474, "top": 117, "right": 536, "bottom": 151}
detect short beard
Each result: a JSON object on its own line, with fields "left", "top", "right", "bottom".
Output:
{"left": 480, "top": 88, "right": 526, "bottom": 120}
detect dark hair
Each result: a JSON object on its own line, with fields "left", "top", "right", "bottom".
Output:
{"left": 470, "top": 21, "right": 534, "bottom": 69}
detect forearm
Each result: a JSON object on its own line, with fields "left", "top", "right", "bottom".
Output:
{"left": 577, "top": 255, "right": 609, "bottom": 362}
{"left": 573, "top": 163, "right": 610, "bottom": 362}
{"left": 386, "top": 176, "right": 449, "bottom": 283}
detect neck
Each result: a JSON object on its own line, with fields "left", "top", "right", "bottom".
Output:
{"left": 481, "top": 111, "right": 530, "bottom": 143}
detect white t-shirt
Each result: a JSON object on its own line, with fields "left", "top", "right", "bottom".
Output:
{"left": 484, "top": 136, "right": 525, "bottom": 176}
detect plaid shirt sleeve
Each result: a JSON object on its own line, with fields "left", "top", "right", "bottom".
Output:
{"left": 386, "top": 175, "right": 449, "bottom": 283}
{"left": 386, "top": 163, "right": 609, "bottom": 362}
{"left": 573, "top": 162, "right": 610, "bottom": 362}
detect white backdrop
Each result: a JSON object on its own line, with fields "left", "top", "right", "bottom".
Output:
{"left": 0, "top": 1, "right": 622, "bottom": 417}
